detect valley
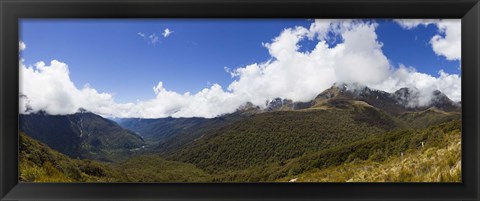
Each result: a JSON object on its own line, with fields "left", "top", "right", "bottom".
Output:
{"left": 19, "top": 84, "right": 462, "bottom": 182}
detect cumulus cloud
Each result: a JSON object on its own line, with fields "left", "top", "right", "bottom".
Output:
{"left": 129, "top": 82, "right": 245, "bottom": 118}
{"left": 228, "top": 20, "right": 391, "bottom": 105}
{"left": 394, "top": 19, "right": 461, "bottom": 61}
{"left": 20, "top": 19, "right": 461, "bottom": 118}
{"left": 162, "top": 28, "right": 173, "bottom": 38}
{"left": 19, "top": 41, "right": 26, "bottom": 51}
{"left": 19, "top": 59, "right": 245, "bottom": 118}
{"left": 430, "top": 20, "right": 461, "bottom": 61}
{"left": 19, "top": 60, "right": 121, "bottom": 115}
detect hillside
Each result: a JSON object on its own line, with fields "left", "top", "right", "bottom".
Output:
{"left": 119, "top": 112, "right": 251, "bottom": 154}
{"left": 20, "top": 111, "right": 145, "bottom": 161}
{"left": 19, "top": 132, "right": 119, "bottom": 182}
{"left": 129, "top": 84, "right": 460, "bottom": 160}
{"left": 213, "top": 119, "right": 461, "bottom": 182}
{"left": 116, "top": 155, "right": 212, "bottom": 182}
{"left": 278, "top": 120, "right": 461, "bottom": 182}
{"left": 116, "top": 116, "right": 237, "bottom": 147}
{"left": 19, "top": 132, "right": 212, "bottom": 182}
{"left": 123, "top": 85, "right": 461, "bottom": 175}
{"left": 20, "top": 119, "right": 461, "bottom": 182}
{"left": 399, "top": 108, "right": 461, "bottom": 128}
{"left": 167, "top": 103, "right": 406, "bottom": 173}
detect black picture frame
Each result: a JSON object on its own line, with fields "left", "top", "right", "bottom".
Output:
{"left": 1, "top": 0, "right": 479, "bottom": 200}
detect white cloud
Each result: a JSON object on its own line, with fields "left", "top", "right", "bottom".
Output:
{"left": 137, "top": 32, "right": 160, "bottom": 45}
{"left": 19, "top": 60, "right": 120, "bottom": 115}
{"left": 148, "top": 33, "right": 160, "bottom": 45}
{"left": 394, "top": 19, "right": 461, "bottom": 61}
{"left": 19, "top": 59, "right": 245, "bottom": 118}
{"left": 430, "top": 20, "right": 461, "bottom": 61}
{"left": 371, "top": 65, "right": 461, "bottom": 107}
{"left": 19, "top": 41, "right": 26, "bottom": 51}
{"left": 162, "top": 28, "right": 173, "bottom": 38}
{"left": 227, "top": 20, "right": 391, "bottom": 106}
{"left": 393, "top": 19, "right": 439, "bottom": 29}
{"left": 21, "top": 19, "right": 461, "bottom": 118}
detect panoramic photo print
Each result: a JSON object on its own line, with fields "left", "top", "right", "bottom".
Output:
{"left": 19, "top": 19, "right": 461, "bottom": 182}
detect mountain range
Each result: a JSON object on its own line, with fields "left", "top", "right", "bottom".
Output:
{"left": 119, "top": 83, "right": 460, "bottom": 153}
{"left": 19, "top": 83, "right": 462, "bottom": 182}
{"left": 259, "top": 83, "right": 460, "bottom": 114}
{"left": 20, "top": 110, "right": 145, "bottom": 161}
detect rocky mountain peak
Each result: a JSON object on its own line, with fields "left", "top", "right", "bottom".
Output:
{"left": 392, "top": 87, "right": 420, "bottom": 107}
{"left": 391, "top": 88, "right": 459, "bottom": 111}
{"left": 77, "top": 107, "right": 90, "bottom": 113}
{"left": 233, "top": 83, "right": 460, "bottom": 115}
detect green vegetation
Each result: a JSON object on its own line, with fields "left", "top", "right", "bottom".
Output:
{"left": 168, "top": 105, "right": 404, "bottom": 173}
{"left": 19, "top": 132, "right": 211, "bottom": 182}
{"left": 120, "top": 112, "right": 254, "bottom": 154}
{"left": 20, "top": 112, "right": 145, "bottom": 162}
{"left": 116, "top": 155, "right": 212, "bottom": 182}
{"left": 280, "top": 128, "right": 461, "bottom": 182}
{"left": 19, "top": 118, "right": 462, "bottom": 183}
{"left": 213, "top": 120, "right": 461, "bottom": 182}
{"left": 399, "top": 108, "right": 461, "bottom": 129}
{"left": 19, "top": 132, "right": 118, "bottom": 182}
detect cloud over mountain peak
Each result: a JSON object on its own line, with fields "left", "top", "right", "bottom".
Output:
{"left": 19, "top": 19, "right": 461, "bottom": 118}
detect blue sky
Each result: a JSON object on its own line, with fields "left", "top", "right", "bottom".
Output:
{"left": 20, "top": 19, "right": 460, "bottom": 104}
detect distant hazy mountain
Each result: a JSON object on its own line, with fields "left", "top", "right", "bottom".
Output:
{"left": 20, "top": 110, "right": 145, "bottom": 161}
{"left": 116, "top": 117, "right": 211, "bottom": 142}
{"left": 117, "top": 113, "right": 250, "bottom": 153}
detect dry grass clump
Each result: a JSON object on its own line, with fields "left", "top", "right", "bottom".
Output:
{"left": 289, "top": 128, "right": 461, "bottom": 182}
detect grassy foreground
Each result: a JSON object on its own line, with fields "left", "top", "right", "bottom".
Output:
{"left": 278, "top": 121, "right": 461, "bottom": 182}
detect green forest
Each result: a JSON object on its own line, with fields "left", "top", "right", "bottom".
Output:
{"left": 19, "top": 119, "right": 461, "bottom": 182}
